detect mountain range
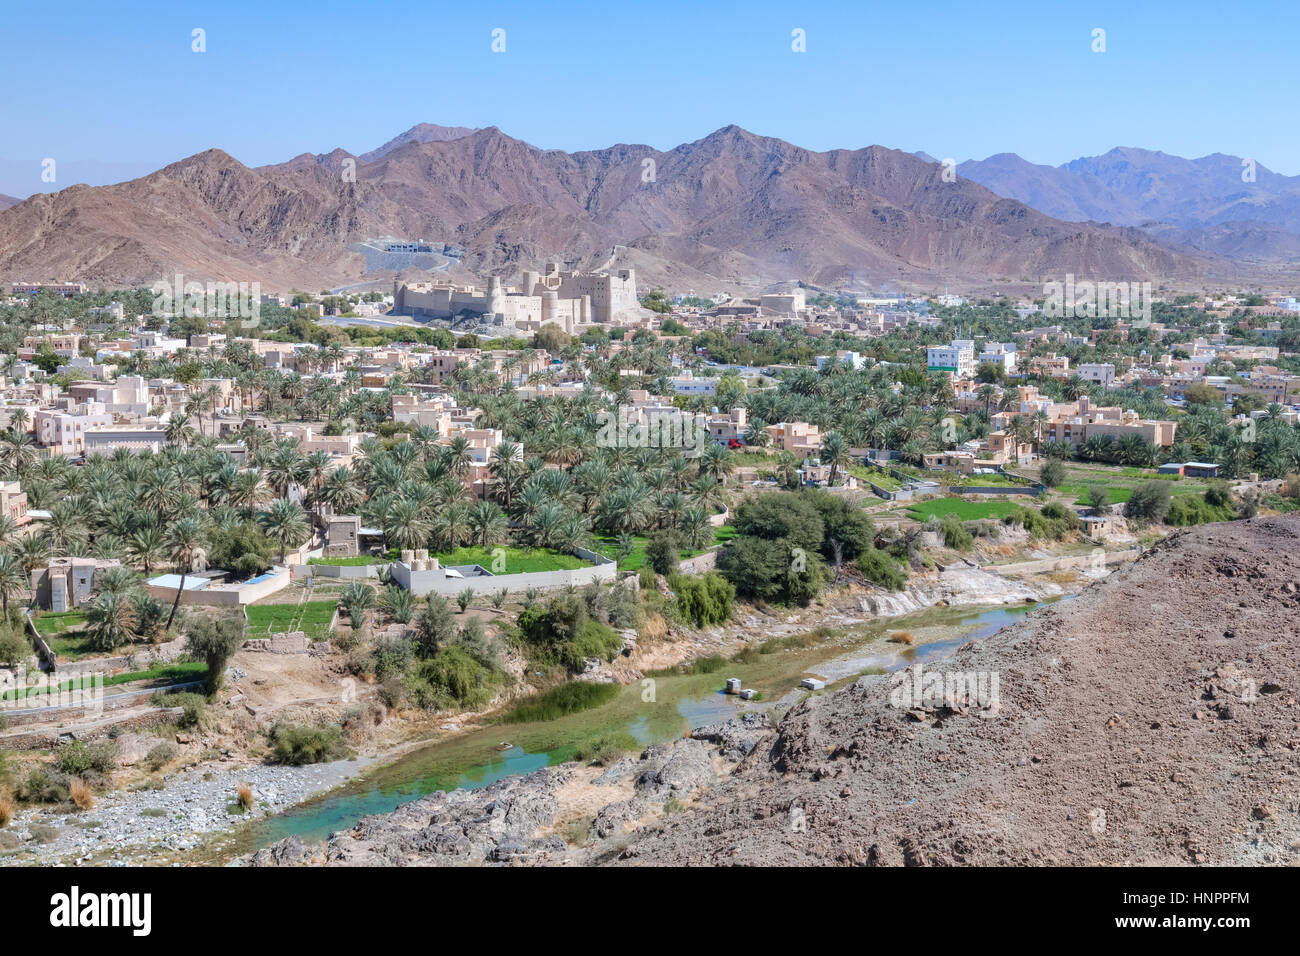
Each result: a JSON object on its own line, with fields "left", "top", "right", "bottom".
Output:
{"left": 959, "top": 148, "right": 1300, "bottom": 264}
{"left": 0, "top": 125, "right": 1270, "bottom": 294}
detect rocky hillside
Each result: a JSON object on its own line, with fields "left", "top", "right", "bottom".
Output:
{"left": 610, "top": 515, "right": 1300, "bottom": 866}
{"left": 0, "top": 126, "right": 1225, "bottom": 292}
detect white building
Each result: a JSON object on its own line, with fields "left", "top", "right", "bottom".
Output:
{"left": 978, "top": 342, "right": 1018, "bottom": 373}
{"left": 927, "top": 340, "right": 976, "bottom": 376}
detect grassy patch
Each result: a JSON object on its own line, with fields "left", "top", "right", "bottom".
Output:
{"left": 246, "top": 599, "right": 338, "bottom": 641}
{"left": 503, "top": 681, "right": 621, "bottom": 723}
{"left": 593, "top": 525, "right": 737, "bottom": 571}
{"left": 431, "top": 546, "right": 588, "bottom": 574}
{"left": 906, "top": 498, "right": 1023, "bottom": 521}
{"left": 307, "top": 555, "right": 387, "bottom": 567}
{"left": 0, "top": 661, "right": 207, "bottom": 702}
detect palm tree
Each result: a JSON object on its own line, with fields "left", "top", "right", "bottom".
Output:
{"left": 383, "top": 498, "right": 431, "bottom": 552}
{"left": 128, "top": 524, "right": 168, "bottom": 575}
{"left": 339, "top": 581, "right": 375, "bottom": 637}
{"left": 468, "top": 501, "right": 509, "bottom": 548}
{"left": 164, "top": 517, "right": 204, "bottom": 632}
{"left": 260, "top": 498, "right": 311, "bottom": 565}
{"left": 85, "top": 589, "right": 136, "bottom": 652}
{"left": 0, "top": 552, "right": 28, "bottom": 619}
{"left": 820, "top": 432, "right": 852, "bottom": 487}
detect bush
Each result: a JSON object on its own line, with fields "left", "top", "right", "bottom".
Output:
{"left": 380, "top": 585, "right": 414, "bottom": 624}
{"left": 1039, "top": 459, "right": 1067, "bottom": 488}
{"left": 413, "top": 596, "right": 458, "bottom": 657}
{"left": 670, "top": 572, "right": 735, "bottom": 627}
{"left": 410, "top": 645, "right": 500, "bottom": 710}
{"left": 18, "top": 766, "right": 69, "bottom": 803}
{"left": 184, "top": 616, "right": 245, "bottom": 696}
{"left": 505, "top": 681, "right": 620, "bottom": 723}
{"left": 0, "top": 625, "right": 30, "bottom": 668}
{"left": 644, "top": 530, "right": 684, "bottom": 576}
{"left": 143, "top": 743, "right": 177, "bottom": 772}
{"left": 0, "top": 794, "right": 13, "bottom": 827}
{"left": 457, "top": 588, "right": 474, "bottom": 613}
{"left": 270, "top": 723, "right": 346, "bottom": 765}
{"left": 572, "top": 732, "right": 640, "bottom": 766}
{"left": 154, "top": 690, "right": 209, "bottom": 729}
{"left": 857, "top": 548, "right": 907, "bottom": 590}
{"left": 516, "top": 594, "right": 623, "bottom": 672}
{"left": 938, "top": 514, "right": 973, "bottom": 550}
{"left": 1125, "top": 480, "right": 1173, "bottom": 523}
{"left": 56, "top": 740, "right": 118, "bottom": 777}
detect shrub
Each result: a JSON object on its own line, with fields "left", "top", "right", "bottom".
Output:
{"left": 410, "top": 645, "right": 500, "bottom": 710}
{"left": 938, "top": 514, "right": 973, "bottom": 550}
{"left": 413, "top": 596, "right": 458, "bottom": 657}
{"left": 184, "top": 615, "right": 245, "bottom": 696}
{"left": 235, "top": 782, "right": 253, "bottom": 810}
{"left": 1039, "top": 459, "right": 1067, "bottom": 488}
{"left": 857, "top": 548, "right": 907, "bottom": 590}
{"left": 18, "top": 767, "right": 68, "bottom": 803}
{"left": 371, "top": 634, "right": 414, "bottom": 682}
{"left": 1125, "top": 481, "right": 1172, "bottom": 524}
{"left": 0, "top": 625, "right": 30, "bottom": 668}
{"left": 154, "top": 691, "right": 209, "bottom": 729}
{"left": 270, "top": 723, "right": 346, "bottom": 765}
{"left": 491, "top": 588, "right": 509, "bottom": 609}
{"left": 143, "top": 743, "right": 177, "bottom": 772}
{"left": 638, "top": 566, "right": 657, "bottom": 590}
{"left": 572, "top": 732, "right": 639, "bottom": 767}
{"left": 670, "top": 572, "right": 735, "bottom": 627}
{"left": 644, "top": 530, "right": 684, "bottom": 576}
{"left": 0, "top": 794, "right": 12, "bottom": 827}
{"left": 56, "top": 740, "right": 118, "bottom": 777}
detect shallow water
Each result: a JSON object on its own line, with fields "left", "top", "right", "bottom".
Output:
{"left": 219, "top": 599, "right": 1053, "bottom": 856}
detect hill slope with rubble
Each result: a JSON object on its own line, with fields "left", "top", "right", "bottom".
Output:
{"left": 607, "top": 515, "right": 1300, "bottom": 866}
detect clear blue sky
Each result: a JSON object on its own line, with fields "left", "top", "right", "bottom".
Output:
{"left": 3, "top": 0, "right": 1297, "bottom": 196}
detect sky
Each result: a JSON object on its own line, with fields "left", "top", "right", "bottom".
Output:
{"left": 2, "top": 0, "right": 1298, "bottom": 197}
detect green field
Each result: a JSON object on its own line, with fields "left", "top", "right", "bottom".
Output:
{"left": 32, "top": 611, "right": 99, "bottom": 661}
{"left": 1, "top": 661, "right": 207, "bottom": 702}
{"left": 246, "top": 599, "right": 338, "bottom": 641}
{"left": 431, "top": 545, "right": 589, "bottom": 574}
{"left": 906, "top": 498, "right": 1024, "bottom": 521}
{"left": 592, "top": 525, "right": 738, "bottom": 571}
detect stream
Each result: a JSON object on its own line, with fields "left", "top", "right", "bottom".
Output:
{"left": 215, "top": 599, "right": 1051, "bottom": 858}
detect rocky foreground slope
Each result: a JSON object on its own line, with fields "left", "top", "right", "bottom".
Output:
{"left": 249, "top": 516, "right": 1300, "bottom": 867}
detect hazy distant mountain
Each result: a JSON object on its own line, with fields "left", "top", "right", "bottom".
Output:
{"left": 0, "top": 126, "right": 1221, "bottom": 291}
{"left": 0, "top": 194, "right": 18, "bottom": 211}
{"left": 359, "top": 123, "right": 478, "bottom": 163}
{"left": 960, "top": 147, "right": 1300, "bottom": 261}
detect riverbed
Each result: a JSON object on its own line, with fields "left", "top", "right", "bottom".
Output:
{"left": 201, "top": 598, "right": 1054, "bottom": 862}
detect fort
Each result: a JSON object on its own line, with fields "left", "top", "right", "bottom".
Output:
{"left": 392, "top": 262, "right": 638, "bottom": 331}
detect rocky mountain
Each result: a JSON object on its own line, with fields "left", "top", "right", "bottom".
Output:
{"left": 0, "top": 194, "right": 18, "bottom": 211}
{"left": 0, "top": 126, "right": 1226, "bottom": 292}
{"left": 358, "top": 123, "right": 479, "bottom": 163}
{"left": 960, "top": 147, "right": 1300, "bottom": 262}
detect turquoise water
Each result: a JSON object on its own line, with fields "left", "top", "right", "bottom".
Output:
{"left": 228, "top": 601, "right": 1048, "bottom": 854}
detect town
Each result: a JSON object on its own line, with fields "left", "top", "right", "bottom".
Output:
{"left": 0, "top": 266, "right": 1296, "bottom": 867}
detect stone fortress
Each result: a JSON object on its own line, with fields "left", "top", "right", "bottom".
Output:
{"left": 392, "top": 262, "right": 638, "bottom": 332}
